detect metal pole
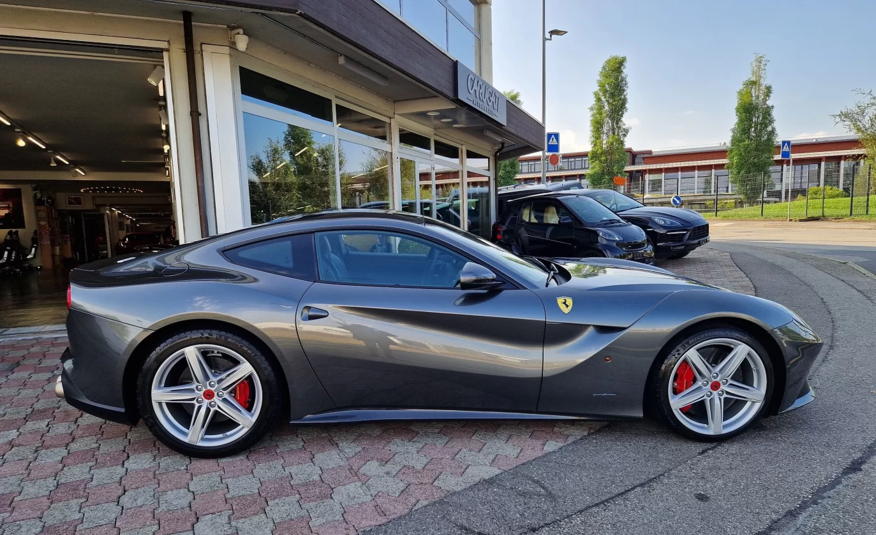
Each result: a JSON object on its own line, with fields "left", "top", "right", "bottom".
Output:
{"left": 787, "top": 157, "right": 792, "bottom": 221}
{"left": 760, "top": 172, "right": 765, "bottom": 217}
{"left": 540, "top": 0, "right": 547, "bottom": 185}
{"left": 714, "top": 173, "right": 719, "bottom": 217}
{"left": 805, "top": 168, "right": 809, "bottom": 218}
{"left": 820, "top": 160, "right": 826, "bottom": 218}
{"left": 850, "top": 163, "right": 856, "bottom": 217}
{"left": 867, "top": 166, "right": 872, "bottom": 216}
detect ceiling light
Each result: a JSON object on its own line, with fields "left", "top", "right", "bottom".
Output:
{"left": 294, "top": 147, "right": 309, "bottom": 157}
{"left": 26, "top": 136, "right": 46, "bottom": 149}
{"left": 159, "top": 108, "right": 169, "bottom": 127}
{"left": 440, "top": 118, "right": 453, "bottom": 123}
{"left": 426, "top": 112, "right": 440, "bottom": 116}
{"left": 262, "top": 170, "right": 270, "bottom": 178}
{"left": 163, "top": 143, "right": 171, "bottom": 153}
{"left": 148, "top": 65, "right": 165, "bottom": 86}
{"left": 452, "top": 123, "right": 464, "bottom": 128}
{"left": 276, "top": 161, "right": 287, "bottom": 169}
{"left": 74, "top": 167, "right": 86, "bottom": 176}
{"left": 158, "top": 79, "right": 165, "bottom": 97}
{"left": 165, "top": 167, "right": 170, "bottom": 177}
{"left": 50, "top": 155, "right": 57, "bottom": 167}
{"left": 0, "top": 115, "right": 10, "bottom": 126}
{"left": 338, "top": 55, "right": 389, "bottom": 86}
{"left": 56, "top": 155, "right": 69, "bottom": 165}
{"left": 16, "top": 136, "right": 26, "bottom": 147}
{"left": 374, "top": 164, "right": 388, "bottom": 171}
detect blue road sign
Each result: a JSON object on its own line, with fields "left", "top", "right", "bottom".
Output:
{"left": 671, "top": 195, "right": 682, "bottom": 207}
{"left": 546, "top": 132, "right": 560, "bottom": 153}
{"left": 781, "top": 140, "right": 792, "bottom": 159}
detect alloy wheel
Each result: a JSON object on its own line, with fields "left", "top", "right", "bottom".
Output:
{"left": 150, "top": 344, "right": 262, "bottom": 447}
{"left": 667, "top": 338, "right": 767, "bottom": 436}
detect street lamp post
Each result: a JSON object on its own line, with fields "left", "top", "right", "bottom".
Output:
{"left": 541, "top": 1, "right": 567, "bottom": 184}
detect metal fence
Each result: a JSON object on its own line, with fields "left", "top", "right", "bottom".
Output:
{"left": 611, "top": 162, "right": 873, "bottom": 219}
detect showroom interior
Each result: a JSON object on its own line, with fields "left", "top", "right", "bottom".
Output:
{"left": 0, "top": 0, "right": 544, "bottom": 328}
{"left": 0, "top": 39, "right": 176, "bottom": 326}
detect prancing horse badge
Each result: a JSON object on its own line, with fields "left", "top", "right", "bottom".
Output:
{"left": 557, "top": 297, "right": 573, "bottom": 314}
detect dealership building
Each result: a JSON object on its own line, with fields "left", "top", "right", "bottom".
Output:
{"left": 0, "top": 0, "right": 543, "bottom": 325}
{"left": 515, "top": 135, "right": 867, "bottom": 203}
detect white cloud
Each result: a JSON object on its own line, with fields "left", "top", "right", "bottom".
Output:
{"left": 559, "top": 129, "right": 590, "bottom": 152}
{"left": 627, "top": 117, "right": 642, "bottom": 127}
{"left": 683, "top": 110, "right": 698, "bottom": 116}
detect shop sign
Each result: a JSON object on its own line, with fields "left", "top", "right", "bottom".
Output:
{"left": 455, "top": 61, "right": 507, "bottom": 125}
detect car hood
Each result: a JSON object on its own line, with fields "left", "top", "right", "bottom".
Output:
{"left": 535, "top": 258, "right": 720, "bottom": 327}
{"left": 617, "top": 206, "right": 706, "bottom": 224}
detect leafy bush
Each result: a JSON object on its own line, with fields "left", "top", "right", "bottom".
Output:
{"left": 798, "top": 186, "right": 848, "bottom": 200}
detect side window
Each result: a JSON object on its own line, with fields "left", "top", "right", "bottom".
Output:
{"left": 225, "top": 233, "right": 316, "bottom": 280}
{"left": 315, "top": 230, "right": 471, "bottom": 288}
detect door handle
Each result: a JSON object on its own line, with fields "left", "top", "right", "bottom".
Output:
{"left": 301, "top": 306, "right": 329, "bottom": 321}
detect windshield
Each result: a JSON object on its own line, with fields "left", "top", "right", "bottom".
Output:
{"left": 585, "top": 190, "right": 644, "bottom": 212}
{"left": 560, "top": 195, "right": 625, "bottom": 225}
{"left": 426, "top": 223, "right": 549, "bottom": 287}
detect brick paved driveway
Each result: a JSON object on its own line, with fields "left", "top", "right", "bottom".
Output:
{"left": 0, "top": 246, "right": 752, "bottom": 534}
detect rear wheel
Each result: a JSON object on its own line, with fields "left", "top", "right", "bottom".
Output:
{"left": 137, "top": 329, "right": 280, "bottom": 457}
{"left": 650, "top": 327, "right": 773, "bottom": 441}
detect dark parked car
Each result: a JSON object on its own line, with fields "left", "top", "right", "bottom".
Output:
{"left": 497, "top": 180, "right": 583, "bottom": 215}
{"left": 493, "top": 191, "right": 655, "bottom": 263}
{"left": 580, "top": 190, "right": 710, "bottom": 260}
{"left": 58, "top": 210, "right": 820, "bottom": 457}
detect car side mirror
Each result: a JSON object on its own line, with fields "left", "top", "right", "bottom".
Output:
{"left": 457, "top": 262, "right": 502, "bottom": 290}
{"left": 559, "top": 215, "right": 573, "bottom": 225}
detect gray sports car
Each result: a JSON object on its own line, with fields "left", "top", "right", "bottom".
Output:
{"left": 57, "top": 211, "right": 821, "bottom": 457}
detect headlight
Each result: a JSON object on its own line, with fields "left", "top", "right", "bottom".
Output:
{"left": 652, "top": 217, "right": 682, "bottom": 228}
{"left": 596, "top": 228, "right": 622, "bottom": 241}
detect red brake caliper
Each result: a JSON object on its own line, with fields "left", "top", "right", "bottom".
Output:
{"left": 673, "top": 362, "right": 695, "bottom": 413}
{"left": 233, "top": 380, "right": 252, "bottom": 410}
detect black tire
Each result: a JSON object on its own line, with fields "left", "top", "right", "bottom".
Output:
{"left": 137, "top": 329, "right": 281, "bottom": 458}
{"left": 649, "top": 327, "right": 774, "bottom": 442}
{"left": 667, "top": 251, "right": 690, "bottom": 260}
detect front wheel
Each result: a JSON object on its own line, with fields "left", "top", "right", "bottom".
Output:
{"left": 650, "top": 327, "right": 773, "bottom": 441}
{"left": 137, "top": 329, "right": 281, "bottom": 457}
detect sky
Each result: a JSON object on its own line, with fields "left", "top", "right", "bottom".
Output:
{"left": 492, "top": 0, "right": 876, "bottom": 153}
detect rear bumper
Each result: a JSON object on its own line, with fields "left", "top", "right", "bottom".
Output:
{"left": 60, "top": 349, "right": 137, "bottom": 425}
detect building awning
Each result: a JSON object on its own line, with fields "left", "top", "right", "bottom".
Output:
{"left": 167, "top": 0, "right": 545, "bottom": 159}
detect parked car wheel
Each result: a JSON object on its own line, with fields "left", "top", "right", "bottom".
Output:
{"left": 651, "top": 327, "right": 773, "bottom": 441}
{"left": 137, "top": 330, "right": 280, "bottom": 457}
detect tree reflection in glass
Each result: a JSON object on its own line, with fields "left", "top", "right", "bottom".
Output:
{"left": 246, "top": 116, "right": 337, "bottom": 224}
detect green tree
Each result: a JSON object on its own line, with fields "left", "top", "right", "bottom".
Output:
{"left": 834, "top": 89, "right": 876, "bottom": 190}
{"left": 497, "top": 90, "right": 523, "bottom": 187}
{"left": 588, "top": 56, "right": 630, "bottom": 190}
{"left": 726, "top": 54, "right": 778, "bottom": 205}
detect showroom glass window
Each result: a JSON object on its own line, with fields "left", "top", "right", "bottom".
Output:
{"left": 466, "top": 149, "right": 492, "bottom": 239}
{"left": 380, "top": 0, "right": 479, "bottom": 72}
{"left": 240, "top": 69, "right": 392, "bottom": 223}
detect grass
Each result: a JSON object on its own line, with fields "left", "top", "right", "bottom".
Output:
{"left": 703, "top": 196, "right": 876, "bottom": 220}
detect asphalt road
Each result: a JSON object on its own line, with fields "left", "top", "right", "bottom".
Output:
{"left": 371, "top": 244, "right": 876, "bottom": 535}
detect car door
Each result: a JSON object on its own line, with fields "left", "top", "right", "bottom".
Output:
{"left": 514, "top": 201, "right": 547, "bottom": 256}
{"left": 540, "top": 201, "right": 575, "bottom": 258}
{"left": 296, "top": 229, "right": 546, "bottom": 412}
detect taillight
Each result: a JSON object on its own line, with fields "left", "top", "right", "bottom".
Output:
{"left": 492, "top": 222, "right": 503, "bottom": 241}
{"left": 66, "top": 286, "right": 72, "bottom": 309}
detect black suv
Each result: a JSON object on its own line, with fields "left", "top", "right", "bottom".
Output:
{"left": 578, "top": 190, "right": 709, "bottom": 260}
{"left": 492, "top": 191, "right": 654, "bottom": 263}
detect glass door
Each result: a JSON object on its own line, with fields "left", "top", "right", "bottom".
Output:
{"left": 400, "top": 156, "right": 435, "bottom": 218}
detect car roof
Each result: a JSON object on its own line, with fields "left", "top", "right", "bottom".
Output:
{"left": 270, "top": 209, "right": 427, "bottom": 226}
{"left": 506, "top": 190, "right": 595, "bottom": 204}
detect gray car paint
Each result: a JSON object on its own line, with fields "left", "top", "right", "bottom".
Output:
{"left": 63, "top": 211, "right": 820, "bottom": 427}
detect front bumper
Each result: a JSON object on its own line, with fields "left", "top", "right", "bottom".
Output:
{"left": 600, "top": 243, "right": 655, "bottom": 264}
{"left": 772, "top": 319, "right": 823, "bottom": 413}
{"left": 653, "top": 234, "right": 710, "bottom": 258}
{"left": 59, "top": 349, "right": 136, "bottom": 425}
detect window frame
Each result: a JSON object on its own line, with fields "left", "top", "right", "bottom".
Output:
{"left": 312, "top": 227, "right": 512, "bottom": 290}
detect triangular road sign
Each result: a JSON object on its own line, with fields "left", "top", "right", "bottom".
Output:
{"left": 548, "top": 135, "right": 558, "bottom": 145}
